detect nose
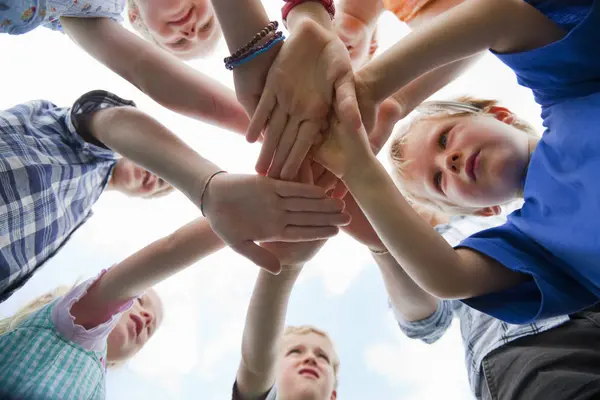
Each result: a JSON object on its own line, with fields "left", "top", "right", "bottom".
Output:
{"left": 444, "top": 151, "right": 463, "bottom": 175}
{"left": 181, "top": 22, "right": 196, "bottom": 37}
{"left": 141, "top": 310, "right": 153, "bottom": 326}
{"left": 302, "top": 355, "right": 318, "bottom": 366}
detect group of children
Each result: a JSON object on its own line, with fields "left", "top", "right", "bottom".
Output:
{"left": 1, "top": 0, "right": 600, "bottom": 398}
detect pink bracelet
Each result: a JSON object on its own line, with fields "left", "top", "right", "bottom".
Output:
{"left": 281, "top": 0, "right": 335, "bottom": 23}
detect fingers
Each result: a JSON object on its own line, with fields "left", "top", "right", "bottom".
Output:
{"left": 255, "top": 103, "right": 288, "bottom": 174}
{"left": 315, "top": 170, "right": 339, "bottom": 192}
{"left": 275, "top": 180, "right": 327, "bottom": 198}
{"left": 331, "top": 181, "right": 349, "bottom": 199}
{"left": 279, "top": 226, "right": 340, "bottom": 241}
{"left": 285, "top": 211, "right": 351, "bottom": 227}
{"left": 267, "top": 118, "right": 300, "bottom": 179}
{"left": 231, "top": 241, "right": 282, "bottom": 275}
{"left": 298, "top": 159, "right": 314, "bottom": 185}
{"left": 334, "top": 74, "right": 362, "bottom": 131}
{"left": 247, "top": 91, "right": 276, "bottom": 144}
{"left": 281, "top": 197, "right": 345, "bottom": 212}
{"left": 280, "top": 120, "right": 321, "bottom": 181}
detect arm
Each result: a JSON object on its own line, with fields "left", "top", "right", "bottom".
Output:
{"left": 60, "top": 18, "right": 249, "bottom": 134}
{"left": 359, "top": 0, "right": 563, "bottom": 103}
{"left": 71, "top": 218, "right": 224, "bottom": 328}
{"left": 87, "top": 105, "right": 221, "bottom": 205}
{"left": 236, "top": 267, "right": 302, "bottom": 398}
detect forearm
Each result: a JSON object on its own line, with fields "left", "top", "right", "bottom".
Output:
{"left": 239, "top": 267, "right": 302, "bottom": 388}
{"left": 89, "top": 106, "right": 221, "bottom": 201}
{"left": 212, "top": 0, "right": 271, "bottom": 51}
{"left": 343, "top": 156, "right": 515, "bottom": 298}
{"left": 61, "top": 18, "right": 249, "bottom": 134}
{"left": 390, "top": 54, "right": 483, "bottom": 118}
{"left": 287, "top": 1, "right": 333, "bottom": 31}
{"left": 372, "top": 251, "right": 439, "bottom": 321}
{"left": 72, "top": 219, "right": 224, "bottom": 325}
{"left": 359, "top": 0, "right": 509, "bottom": 103}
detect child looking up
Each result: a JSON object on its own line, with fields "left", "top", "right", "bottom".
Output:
{"left": 0, "top": 217, "right": 224, "bottom": 399}
{"left": 315, "top": 0, "right": 600, "bottom": 324}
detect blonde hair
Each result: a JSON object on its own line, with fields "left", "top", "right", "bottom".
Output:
{"left": 389, "top": 96, "right": 539, "bottom": 215}
{"left": 284, "top": 325, "right": 340, "bottom": 389}
{"left": 0, "top": 285, "right": 72, "bottom": 334}
{"left": 126, "top": 0, "right": 157, "bottom": 44}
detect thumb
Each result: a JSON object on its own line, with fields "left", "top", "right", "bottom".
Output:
{"left": 232, "top": 241, "right": 282, "bottom": 275}
{"left": 334, "top": 74, "right": 362, "bottom": 131}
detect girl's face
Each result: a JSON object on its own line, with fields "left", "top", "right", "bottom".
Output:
{"left": 276, "top": 333, "right": 337, "bottom": 400}
{"left": 399, "top": 113, "right": 533, "bottom": 213}
{"left": 109, "top": 159, "right": 173, "bottom": 198}
{"left": 131, "top": 0, "right": 221, "bottom": 59}
{"left": 334, "top": 11, "right": 375, "bottom": 69}
{"left": 106, "top": 289, "right": 164, "bottom": 362}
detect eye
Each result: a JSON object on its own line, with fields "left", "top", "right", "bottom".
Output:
{"left": 287, "top": 348, "right": 301, "bottom": 355}
{"left": 434, "top": 171, "right": 443, "bottom": 192}
{"left": 137, "top": 297, "right": 143, "bottom": 305}
{"left": 318, "top": 353, "right": 330, "bottom": 363}
{"left": 438, "top": 130, "right": 449, "bottom": 149}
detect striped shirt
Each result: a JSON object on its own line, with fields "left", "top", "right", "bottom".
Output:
{"left": 0, "top": 90, "right": 135, "bottom": 303}
{"left": 394, "top": 211, "right": 569, "bottom": 399}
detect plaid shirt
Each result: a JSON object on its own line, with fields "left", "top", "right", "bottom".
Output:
{"left": 394, "top": 212, "right": 569, "bottom": 399}
{"left": 0, "top": 91, "right": 135, "bottom": 303}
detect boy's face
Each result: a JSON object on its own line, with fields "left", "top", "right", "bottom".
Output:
{"left": 107, "top": 289, "right": 164, "bottom": 362}
{"left": 334, "top": 11, "right": 375, "bottom": 69}
{"left": 110, "top": 159, "right": 173, "bottom": 198}
{"left": 277, "top": 333, "right": 338, "bottom": 400}
{"left": 131, "top": 0, "right": 221, "bottom": 60}
{"left": 399, "top": 114, "right": 532, "bottom": 213}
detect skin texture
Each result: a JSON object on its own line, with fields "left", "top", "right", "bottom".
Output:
{"left": 106, "top": 158, "right": 173, "bottom": 198}
{"left": 276, "top": 332, "right": 338, "bottom": 400}
{"left": 106, "top": 288, "right": 164, "bottom": 362}
{"left": 399, "top": 112, "right": 535, "bottom": 214}
{"left": 129, "top": 0, "right": 222, "bottom": 60}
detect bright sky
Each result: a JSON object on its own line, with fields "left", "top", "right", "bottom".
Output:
{"left": 0, "top": 2, "right": 543, "bottom": 399}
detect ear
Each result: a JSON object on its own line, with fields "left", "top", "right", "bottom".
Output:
{"left": 331, "top": 390, "right": 337, "bottom": 400}
{"left": 489, "top": 106, "right": 515, "bottom": 124}
{"left": 128, "top": 7, "right": 139, "bottom": 24}
{"left": 474, "top": 205, "right": 501, "bottom": 217}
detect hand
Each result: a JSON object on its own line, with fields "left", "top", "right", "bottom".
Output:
{"left": 232, "top": 41, "right": 283, "bottom": 118}
{"left": 368, "top": 96, "right": 407, "bottom": 155}
{"left": 202, "top": 173, "right": 350, "bottom": 274}
{"left": 340, "top": 192, "right": 385, "bottom": 252}
{"left": 312, "top": 117, "right": 372, "bottom": 180}
{"left": 248, "top": 19, "right": 362, "bottom": 181}
{"left": 260, "top": 240, "right": 327, "bottom": 267}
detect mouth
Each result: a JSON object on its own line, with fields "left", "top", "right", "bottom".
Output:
{"left": 130, "top": 314, "right": 144, "bottom": 338}
{"left": 172, "top": 6, "right": 195, "bottom": 26}
{"left": 465, "top": 150, "right": 480, "bottom": 182}
{"left": 298, "top": 368, "right": 319, "bottom": 379}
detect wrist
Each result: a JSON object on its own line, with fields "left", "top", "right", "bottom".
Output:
{"left": 369, "top": 246, "right": 389, "bottom": 255}
{"left": 356, "top": 62, "right": 384, "bottom": 104}
{"left": 341, "top": 146, "right": 379, "bottom": 184}
{"left": 199, "top": 170, "right": 228, "bottom": 217}
{"left": 287, "top": 1, "right": 333, "bottom": 31}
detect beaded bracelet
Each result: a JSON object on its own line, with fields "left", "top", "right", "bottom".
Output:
{"left": 224, "top": 21, "right": 278, "bottom": 65}
{"left": 199, "top": 170, "right": 227, "bottom": 217}
{"left": 226, "top": 33, "right": 285, "bottom": 70}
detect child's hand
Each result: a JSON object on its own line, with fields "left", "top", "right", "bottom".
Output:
{"left": 247, "top": 19, "right": 361, "bottom": 181}
{"left": 313, "top": 117, "right": 373, "bottom": 181}
{"left": 260, "top": 240, "right": 327, "bottom": 267}
{"left": 201, "top": 173, "right": 350, "bottom": 274}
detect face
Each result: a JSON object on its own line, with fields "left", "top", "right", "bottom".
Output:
{"left": 131, "top": 0, "right": 221, "bottom": 59}
{"left": 106, "top": 289, "right": 164, "bottom": 362}
{"left": 400, "top": 114, "right": 532, "bottom": 213}
{"left": 109, "top": 159, "right": 173, "bottom": 198}
{"left": 277, "top": 333, "right": 337, "bottom": 400}
{"left": 334, "top": 11, "right": 375, "bottom": 69}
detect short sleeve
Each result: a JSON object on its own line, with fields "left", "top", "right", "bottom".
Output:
{"left": 51, "top": 270, "right": 133, "bottom": 352}
{"left": 64, "top": 90, "right": 137, "bottom": 161}
{"left": 457, "top": 223, "right": 597, "bottom": 324}
{"left": 392, "top": 300, "right": 453, "bottom": 344}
